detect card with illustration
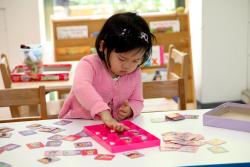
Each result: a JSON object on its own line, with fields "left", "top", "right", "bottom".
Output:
{"left": 48, "top": 134, "right": 65, "bottom": 140}
{"left": 63, "top": 135, "right": 81, "bottom": 141}
{"left": 0, "top": 132, "right": 12, "bottom": 138}
{"left": 207, "top": 138, "right": 226, "bottom": 146}
{"left": 0, "top": 127, "right": 14, "bottom": 133}
{"left": 63, "top": 150, "right": 82, "bottom": 156}
{"left": 123, "top": 151, "right": 144, "bottom": 159}
{"left": 165, "top": 113, "right": 185, "bottom": 121}
{"left": 207, "top": 146, "right": 228, "bottom": 154}
{"left": 94, "top": 154, "right": 115, "bottom": 160}
{"left": 74, "top": 141, "right": 92, "bottom": 148}
{"left": 19, "top": 130, "right": 37, "bottom": 136}
{"left": 26, "top": 123, "right": 43, "bottom": 129}
{"left": 46, "top": 140, "right": 62, "bottom": 147}
{"left": 38, "top": 126, "right": 57, "bottom": 133}
{"left": 38, "top": 156, "right": 60, "bottom": 164}
{"left": 26, "top": 142, "right": 45, "bottom": 149}
{"left": 54, "top": 120, "right": 73, "bottom": 126}
{"left": 2, "top": 144, "right": 21, "bottom": 151}
{"left": 81, "top": 149, "right": 98, "bottom": 155}
{"left": 44, "top": 150, "right": 63, "bottom": 156}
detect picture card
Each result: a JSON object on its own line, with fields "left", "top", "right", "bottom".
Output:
{"left": 165, "top": 113, "right": 185, "bottom": 121}
{"left": 0, "top": 132, "right": 12, "bottom": 138}
{"left": 48, "top": 134, "right": 65, "bottom": 141}
{"left": 46, "top": 140, "right": 62, "bottom": 147}
{"left": 19, "top": 130, "right": 37, "bottom": 136}
{"left": 0, "top": 127, "right": 14, "bottom": 133}
{"left": 207, "top": 138, "right": 226, "bottom": 146}
{"left": 63, "top": 150, "right": 82, "bottom": 156}
{"left": 44, "top": 150, "right": 63, "bottom": 156}
{"left": 74, "top": 141, "right": 92, "bottom": 148}
{"left": 207, "top": 146, "right": 228, "bottom": 154}
{"left": 63, "top": 135, "right": 81, "bottom": 141}
{"left": 2, "top": 144, "right": 21, "bottom": 151}
{"left": 123, "top": 151, "right": 144, "bottom": 159}
{"left": 94, "top": 154, "right": 115, "bottom": 160}
{"left": 26, "top": 123, "right": 43, "bottom": 129}
{"left": 54, "top": 120, "right": 73, "bottom": 126}
{"left": 26, "top": 142, "right": 45, "bottom": 149}
{"left": 81, "top": 149, "right": 98, "bottom": 155}
{"left": 38, "top": 156, "right": 60, "bottom": 164}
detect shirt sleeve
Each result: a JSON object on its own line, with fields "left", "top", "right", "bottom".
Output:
{"left": 72, "top": 58, "right": 110, "bottom": 119}
{"left": 128, "top": 70, "right": 144, "bottom": 118}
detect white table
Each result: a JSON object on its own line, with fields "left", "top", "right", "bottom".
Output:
{"left": 0, "top": 109, "right": 250, "bottom": 167}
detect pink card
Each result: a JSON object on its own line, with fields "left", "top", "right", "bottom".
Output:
{"left": 94, "top": 154, "right": 115, "bottom": 160}
{"left": 81, "top": 149, "right": 98, "bottom": 155}
{"left": 26, "top": 142, "right": 44, "bottom": 149}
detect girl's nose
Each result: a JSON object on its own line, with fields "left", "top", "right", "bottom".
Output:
{"left": 122, "top": 62, "right": 131, "bottom": 70}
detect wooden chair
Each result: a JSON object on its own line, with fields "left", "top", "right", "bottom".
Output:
{"left": 167, "top": 44, "right": 198, "bottom": 109}
{"left": 0, "top": 54, "right": 12, "bottom": 88}
{"left": 143, "top": 79, "right": 186, "bottom": 110}
{"left": 167, "top": 44, "right": 189, "bottom": 94}
{"left": 0, "top": 54, "right": 21, "bottom": 117}
{"left": 0, "top": 86, "right": 48, "bottom": 123}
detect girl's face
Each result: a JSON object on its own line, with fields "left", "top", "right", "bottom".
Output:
{"left": 108, "top": 48, "right": 144, "bottom": 77}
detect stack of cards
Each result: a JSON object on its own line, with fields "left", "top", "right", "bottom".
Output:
{"left": 161, "top": 131, "right": 206, "bottom": 153}
{"left": 150, "top": 113, "right": 199, "bottom": 123}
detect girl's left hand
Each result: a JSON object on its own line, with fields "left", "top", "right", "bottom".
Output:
{"left": 117, "top": 100, "right": 133, "bottom": 121}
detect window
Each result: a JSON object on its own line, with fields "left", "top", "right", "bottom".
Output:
{"left": 53, "top": 0, "right": 184, "bottom": 17}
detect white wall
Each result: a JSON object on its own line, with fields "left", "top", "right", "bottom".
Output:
{"left": 189, "top": 0, "right": 203, "bottom": 102}
{"left": 0, "top": 0, "right": 41, "bottom": 88}
{"left": 190, "top": 0, "right": 248, "bottom": 104}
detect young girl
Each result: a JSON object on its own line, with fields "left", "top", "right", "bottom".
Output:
{"left": 59, "top": 12, "right": 154, "bottom": 131}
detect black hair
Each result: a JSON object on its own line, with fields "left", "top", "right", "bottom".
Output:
{"left": 95, "top": 12, "right": 155, "bottom": 67}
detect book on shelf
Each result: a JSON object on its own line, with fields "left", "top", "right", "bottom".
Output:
{"left": 144, "top": 45, "right": 164, "bottom": 67}
{"left": 56, "top": 25, "right": 88, "bottom": 39}
{"left": 149, "top": 20, "right": 180, "bottom": 33}
{"left": 141, "top": 68, "right": 167, "bottom": 82}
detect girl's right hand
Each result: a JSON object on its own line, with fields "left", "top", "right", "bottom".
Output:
{"left": 98, "top": 110, "right": 129, "bottom": 132}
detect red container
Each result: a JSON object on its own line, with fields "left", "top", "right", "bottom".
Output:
{"left": 11, "top": 64, "right": 72, "bottom": 82}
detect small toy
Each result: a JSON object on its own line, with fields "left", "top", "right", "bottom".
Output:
{"left": 84, "top": 120, "right": 160, "bottom": 153}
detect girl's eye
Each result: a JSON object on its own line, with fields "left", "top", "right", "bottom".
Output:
{"left": 133, "top": 60, "right": 140, "bottom": 64}
{"left": 118, "top": 57, "right": 125, "bottom": 61}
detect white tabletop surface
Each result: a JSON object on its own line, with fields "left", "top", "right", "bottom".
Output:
{"left": 0, "top": 109, "right": 250, "bottom": 167}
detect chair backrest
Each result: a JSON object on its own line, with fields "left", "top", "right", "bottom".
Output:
{"left": 167, "top": 45, "right": 188, "bottom": 81}
{"left": 143, "top": 79, "right": 186, "bottom": 110}
{"left": 0, "top": 54, "right": 12, "bottom": 88}
{"left": 0, "top": 86, "right": 48, "bottom": 123}
{"left": 167, "top": 45, "right": 188, "bottom": 101}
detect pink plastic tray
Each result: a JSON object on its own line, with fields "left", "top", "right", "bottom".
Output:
{"left": 84, "top": 120, "right": 160, "bottom": 153}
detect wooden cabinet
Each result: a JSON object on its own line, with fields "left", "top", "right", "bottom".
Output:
{"left": 52, "top": 13, "right": 196, "bottom": 108}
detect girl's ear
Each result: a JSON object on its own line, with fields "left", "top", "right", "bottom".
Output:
{"left": 99, "top": 40, "right": 105, "bottom": 51}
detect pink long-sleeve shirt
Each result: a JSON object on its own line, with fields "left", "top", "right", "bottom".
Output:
{"left": 59, "top": 54, "right": 144, "bottom": 120}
